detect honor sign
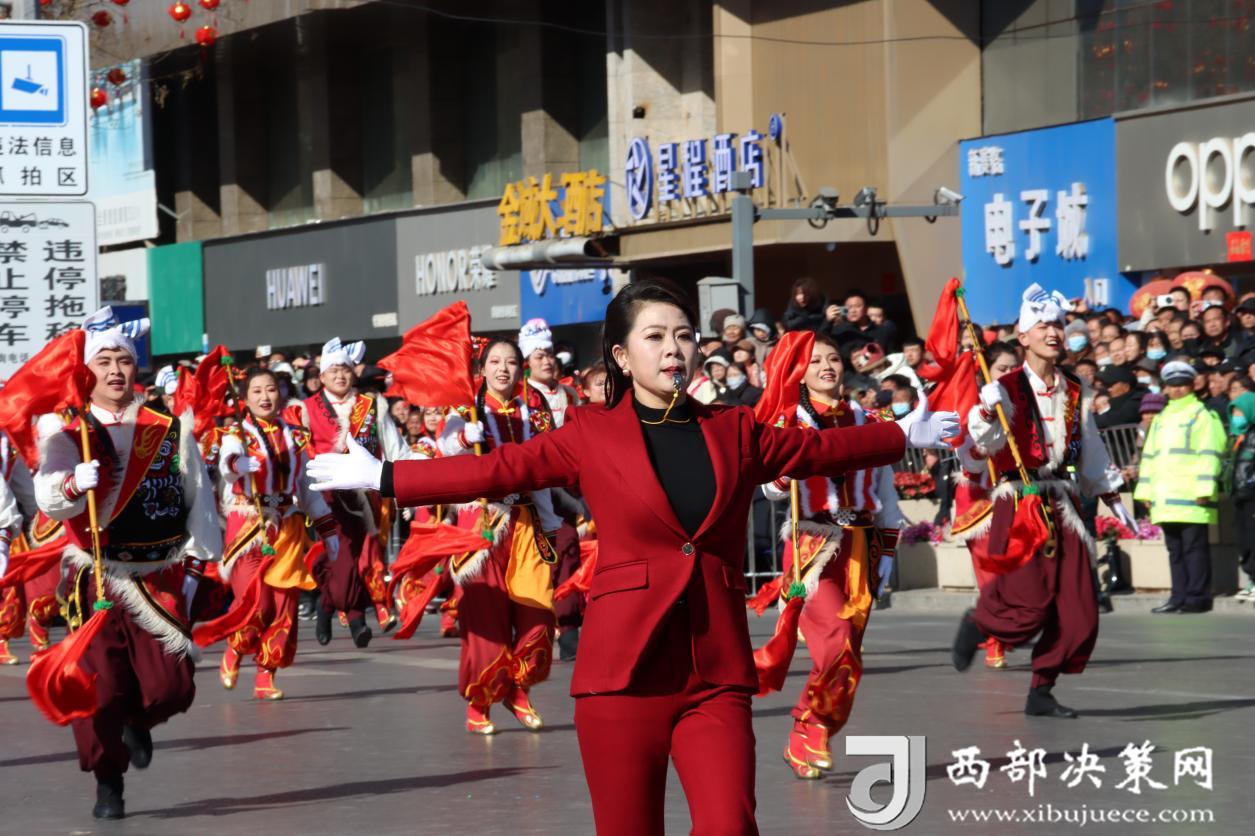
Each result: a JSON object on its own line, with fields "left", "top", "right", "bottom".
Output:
{"left": 265, "top": 263, "right": 326, "bottom": 310}
{"left": 414, "top": 245, "right": 497, "bottom": 296}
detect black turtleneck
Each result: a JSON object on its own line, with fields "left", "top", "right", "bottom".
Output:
{"left": 633, "top": 398, "right": 716, "bottom": 537}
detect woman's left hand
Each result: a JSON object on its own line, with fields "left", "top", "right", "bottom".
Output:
{"left": 896, "top": 393, "right": 960, "bottom": 449}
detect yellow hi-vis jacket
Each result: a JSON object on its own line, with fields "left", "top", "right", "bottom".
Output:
{"left": 1133, "top": 393, "right": 1225, "bottom": 525}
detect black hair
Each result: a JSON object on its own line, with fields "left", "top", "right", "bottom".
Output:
{"left": 883, "top": 373, "right": 912, "bottom": 391}
{"left": 902, "top": 337, "right": 924, "bottom": 349}
{"left": 242, "top": 365, "right": 278, "bottom": 391}
{"left": 601, "top": 278, "right": 698, "bottom": 406}
{"left": 986, "top": 340, "right": 1019, "bottom": 364}
{"left": 475, "top": 337, "right": 524, "bottom": 417}
{"left": 843, "top": 291, "right": 868, "bottom": 305}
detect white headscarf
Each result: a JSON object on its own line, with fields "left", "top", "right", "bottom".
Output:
{"left": 1018, "top": 283, "right": 1070, "bottom": 332}
{"left": 518, "top": 318, "right": 553, "bottom": 359}
{"left": 83, "top": 306, "right": 150, "bottom": 363}
{"left": 321, "top": 337, "right": 366, "bottom": 370}
{"left": 154, "top": 365, "right": 179, "bottom": 395}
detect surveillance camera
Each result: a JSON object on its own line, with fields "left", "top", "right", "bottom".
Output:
{"left": 935, "top": 186, "right": 964, "bottom": 205}
{"left": 853, "top": 187, "right": 877, "bottom": 208}
{"left": 818, "top": 186, "right": 839, "bottom": 206}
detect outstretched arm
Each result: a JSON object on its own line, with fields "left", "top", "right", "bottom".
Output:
{"left": 309, "top": 412, "right": 582, "bottom": 506}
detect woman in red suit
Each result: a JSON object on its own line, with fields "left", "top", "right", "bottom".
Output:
{"left": 309, "top": 280, "right": 957, "bottom": 835}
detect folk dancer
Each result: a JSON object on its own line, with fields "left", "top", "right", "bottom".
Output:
{"left": 951, "top": 285, "right": 1135, "bottom": 718}
{"left": 758, "top": 335, "right": 905, "bottom": 780}
{"left": 519, "top": 318, "right": 586, "bottom": 660}
{"left": 215, "top": 367, "right": 340, "bottom": 699}
{"left": 33, "top": 308, "right": 222, "bottom": 818}
{"left": 302, "top": 337, "right": 411, "bottom": 647}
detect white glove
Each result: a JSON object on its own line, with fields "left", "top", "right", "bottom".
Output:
{"left": 323, "top": 535, "right": 340, "bottom": 562}
{"left": 1109, "top": 499, "right": 1137, "bottom": 532}
{"left": 461, "top": 421, "right": 485, "bottom": 446}
{"left": 231, "top": 454, "right": 262, "bottom": 477}
{"left": 0, "top": 537, "right": 9, "bottom": 579}
{"left": 979, "top": 382, "right": 1004, "bottom": 410}
{"left": 308, "top": 435, "right": 383, "bottom": 492}
{"left": 181, "top": 575, "right": 199, "bottom": 607}
{"left": 73, "top": 460, "right": 100, "bottom": 493}
{"left": 896, "top": 393, "right": 960, "bottom": 450}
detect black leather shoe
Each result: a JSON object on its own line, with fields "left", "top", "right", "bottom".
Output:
{"left": 1151, "top": 602, "right": 1183, "bottom": 614}
{"left": 93, "top": 773, "right": 125, "bottom": 820}
{"left": 1025, "top": 686, "right": 1078, "bottom": 718}
{"left": 1178, "top": 601, "right": 1213, "bottom": 613}
{"left": 122, "top": 724, "right": 152, "bottom": 769}
{"left": 315, "top": 609, "right": 332, "bottom": 645}
{"left": 951, "top": 610, "right": 984, "bottom": 672}
{"left": 349, "top": 617, "right": 373, "bottom": 648}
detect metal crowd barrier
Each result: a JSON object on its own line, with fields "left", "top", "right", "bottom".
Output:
{"left": 1099, "top": 423, "right": 1144, "bottom": 470}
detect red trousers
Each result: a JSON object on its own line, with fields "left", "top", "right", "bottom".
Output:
{"left": 226, "top": 551, "right": 299, "bottom": 670}
{"left": 574, "top": 603, "right": 758, "bottom": 836}
{"left": 786, "top": 529, "right": 872, "bottom": 732}
{"left": 970, "top": 506, "right": 1098, "bottom": 688}
{"left": 71, "top": 572, "right": 196, "bottom": 777}
{"left": 457, "top": 538, "right": 554, "bottom": 706}
{"left": 314, "top": 492, "right": 389, "bottom": 621}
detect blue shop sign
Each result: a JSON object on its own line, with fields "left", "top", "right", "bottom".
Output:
{"left": 519, "top": 268, "right": 613, "bottom": 326}
{"left": 959, "top": 118, "right": 1130, "bottom": 325}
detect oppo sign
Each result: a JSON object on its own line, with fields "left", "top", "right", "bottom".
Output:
{"left": 1164, "top": 133, "right": 1255, "bottom": 231}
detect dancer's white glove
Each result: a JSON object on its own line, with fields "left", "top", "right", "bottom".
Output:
{"left": 896, "top": 393, "right": 960, "bottom": 449}
{"left": 979, "top": 382, "right": 1004, "bottom": 410}
{"left": 0, "top": 537, "right": 9, "bottom": 579}
{"left": 461, "top": 421, "right": 485, "bottom": 446}
{"left": 72, "top": 460, "right": 100, "bottom": 493}
{"left": 323, "top": 535, "right": 340, "bottom": 563}
{"left": 231, "top": 454, "right": 262, "bottom": 477}
{"left": 308, "top": 436, "right": 383, "bottom": 492}
{"left": 876, "top": 556, "right": 893, "bottom": 598}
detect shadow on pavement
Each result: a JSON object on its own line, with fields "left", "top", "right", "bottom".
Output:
{"left": 278, "top": 684, "right": 456, "bottom": 704}
{"left": 0, "top": 726, "right": 346, "bottom": 769}
{"left": 133, "top": 767, "right": 551, "bottom": 819}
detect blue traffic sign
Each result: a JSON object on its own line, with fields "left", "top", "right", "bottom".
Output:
{"left": 0, "top": 35, "right": 68, "bottom": 126}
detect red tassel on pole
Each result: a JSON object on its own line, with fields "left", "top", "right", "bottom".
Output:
{"left": 26, "top": 604, "right": 111, "bottom": 725}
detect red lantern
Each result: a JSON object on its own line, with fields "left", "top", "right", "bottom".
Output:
{"left": 91, "top": 10, "right": 112, "bottom": 27}
{"left": 169, "top": 2, "right": 192, "bottom": 23}
{"left": 90, "top": 87, "right": 107, "bottom": 110}
{"left": 195, "top": 25, "right": 218, "bottom": 48}
{"left": 106, "top": 68, "right": 127, "bottom": 86}
{"left": 199, "top": 0, "right": 221, "bottom": 9}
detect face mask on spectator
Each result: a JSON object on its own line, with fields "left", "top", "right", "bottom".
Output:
{"left": 726, "top": 372, "right": 745, "bottom": 389}
{"left": 891, "top": 401, "right": 911, "bottom": 417}
{"left": 1066, "top": 335, "right": 1088, "bottom": 352}
{"left": 1147, "top": 384, "right": 1161, "bottom": 393}
{"left": 1147, "top": 347, "right": 1167, "bottom": 361}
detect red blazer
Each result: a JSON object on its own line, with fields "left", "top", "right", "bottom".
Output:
{"left": 389, "top": 394, "right": 906, "bottom": 696}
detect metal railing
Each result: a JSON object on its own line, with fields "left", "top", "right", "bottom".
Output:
{"left": 1099, "top": 423, "right": 1144, "bottom": 470}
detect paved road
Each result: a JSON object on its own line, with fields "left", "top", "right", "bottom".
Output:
{"left": 1, "top": 605, "right": 1250, "bottom": 835}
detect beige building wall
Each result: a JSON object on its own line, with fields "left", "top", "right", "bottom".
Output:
{"left": 706, "top": 0, "right": 980, "bottom": 333}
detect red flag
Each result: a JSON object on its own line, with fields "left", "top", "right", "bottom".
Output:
{"left": 379, "top": 302, "right": 475, "bottom": 408}
{"left": 980, "top": 492, "right": 1051, "bottom": 575}
{"left": 174, "top": 345, "right": 233, "bottom": 438}
{"left": 0, "top": 536, "right": 68, "bottom": 591}
{"left": 753, "top": 330, "right": 815, "bottom": 426}
{"left": 927, "top": 352, "right": 979, "bottom": 448}
{"left": 391, "top": 563, "right": 449, "bottom": 641}
{"left": 26, "top": 606, "right": 111, "bottom": 725}
{"left": 385, "top": 522, "right": 490, "bottom": 603}
{"left": 924, "top": 278, "right": 963, "bottom": 373}
{"left": 0, "top": 330, "right": 93, "bottom": 469}
{"left": 554, "top": 540, "right": 599, "bottom": 602}
{"left": 753, "top": 595, "right": 805, "bottom": 696}
{"left": 746, "top": 575, "right": 784, "bottom": 616}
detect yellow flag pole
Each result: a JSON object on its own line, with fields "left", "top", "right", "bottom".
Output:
{"left": 76, "top": 415, "right": 106, "bottom": 603}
